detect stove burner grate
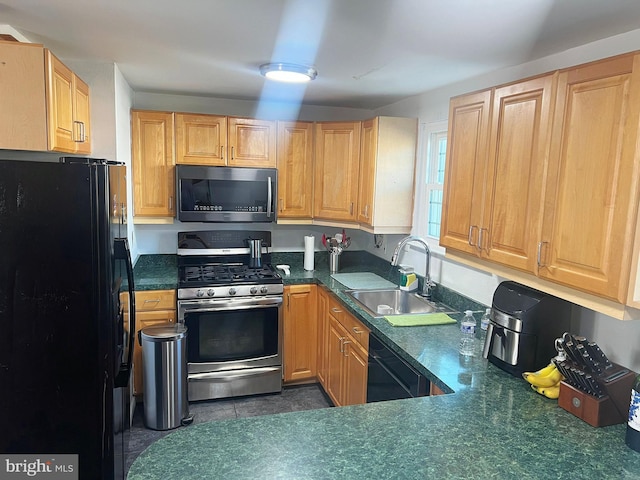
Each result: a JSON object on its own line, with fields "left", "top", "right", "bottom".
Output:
{"left": 181, "top": 263, "right": 280, "bottom": 285}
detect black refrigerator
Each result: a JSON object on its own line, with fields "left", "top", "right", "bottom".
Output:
{"left": 0, "top": 158, "right": 135, "bottom": 480}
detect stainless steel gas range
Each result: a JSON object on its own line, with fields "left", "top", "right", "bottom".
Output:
{"left": 176, "top": 230, "right": 283, "bottom": 402}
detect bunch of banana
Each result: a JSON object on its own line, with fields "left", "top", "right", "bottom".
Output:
{"left": 522, "top": 363, "right": 563, "bottom": 399}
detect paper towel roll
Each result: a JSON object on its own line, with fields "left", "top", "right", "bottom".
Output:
{"left": 304, "top": 235, "right": 315, "bottom": 271}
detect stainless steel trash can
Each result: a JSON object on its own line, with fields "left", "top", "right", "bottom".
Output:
{"left": 140, "top": 323, "right": 190, "bottom": 430}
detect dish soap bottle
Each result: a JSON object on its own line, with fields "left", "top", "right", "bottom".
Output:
{"left": 459, "top": 310, "right": 476, "bottom": 356}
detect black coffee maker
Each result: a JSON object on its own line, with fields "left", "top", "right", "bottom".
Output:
{"left": 482, "top": 281, "right": 572, "bottom": 377}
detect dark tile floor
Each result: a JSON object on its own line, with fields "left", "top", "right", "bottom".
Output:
{"left": 125, "top": 384, "right": 332, "bottom": 475}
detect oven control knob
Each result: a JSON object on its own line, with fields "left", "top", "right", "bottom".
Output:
{"left": 196, "top": 289, "right": 204, "bottom": 298}
{"left": 207, "top": 289, "right": 215, "bottom": 297}
{"left": 250, "top": 286, "right": 258, "bottom": 295}
{"left": 260, "top": 286, "right": 268, "bottom": 294}
{"left": 229, "top": 288, "right": 237, "bottom": 296}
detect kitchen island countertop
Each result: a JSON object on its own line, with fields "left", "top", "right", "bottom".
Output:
{"left": 128, "top": 252, "right": 640, "bottom": 479}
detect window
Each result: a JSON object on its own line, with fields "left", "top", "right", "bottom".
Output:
{"left": 426, "top": 130, "right": 447, "bottom": 238}
{"left": 413, "top": 121, "right": 447, "bottom": 248}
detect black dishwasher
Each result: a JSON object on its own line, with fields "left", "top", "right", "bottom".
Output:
{"left": 367, "top": 335, "right": 429, "bottom": 402}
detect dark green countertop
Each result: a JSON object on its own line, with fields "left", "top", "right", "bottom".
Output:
{"left": 128, "top": 252, "right": 640, "bottom": 479}
{"left": 133, "top": 254, "right": 178, "bottom": 290}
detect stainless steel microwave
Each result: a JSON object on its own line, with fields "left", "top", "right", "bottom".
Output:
{"left": 176, "top": 165, "right": 277, "bottom": 223}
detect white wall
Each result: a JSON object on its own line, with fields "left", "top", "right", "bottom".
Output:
{"left": 370, "top": 28, "right": 640, "bottom": 372}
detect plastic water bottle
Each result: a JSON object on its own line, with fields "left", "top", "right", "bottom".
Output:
{"left": 459, "top": 310, "right": 476, "bottom": 356}
{"left": 478, "top": 308, "right": 491, "bottom": 355}
{"left": 480, "top": 308, "right": 491, "bottom": 341}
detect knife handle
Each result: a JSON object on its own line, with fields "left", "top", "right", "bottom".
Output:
{"left": 587, "top": 342, "right": 613, "bottom": 369}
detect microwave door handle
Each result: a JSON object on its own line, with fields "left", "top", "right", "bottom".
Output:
{"left": 267, "top": 176, "right": 273, "bottom": 218}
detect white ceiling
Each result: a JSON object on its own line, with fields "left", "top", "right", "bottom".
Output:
{"left": 3, "top": 0, "right": 640, "bottom": 109}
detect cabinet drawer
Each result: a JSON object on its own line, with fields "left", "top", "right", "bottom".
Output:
{"left": 342, "top": 312, "right": 369, "bottom": 352}
{"left": 328, "top": 295, "right": 346, "bottom": 323}
{"left": 135, "top": 290, "right": 176, "bottom": 311}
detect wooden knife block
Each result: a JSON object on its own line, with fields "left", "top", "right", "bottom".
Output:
{"left": 558, "top": 365, "right": 636, "bottom": 427}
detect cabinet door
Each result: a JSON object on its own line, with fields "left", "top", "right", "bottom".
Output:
{"left": 314, "top": 121, "right": 361, "bottom": 221}
{"left": 283, "top": 285, "right": 317, "bottom": 383}
{"left": 133, "top": 310, "right": 176, "bottom": 396}
{"left": 131, "top": 110, "right": 176, "bottom": 218}
{"left": 228, "top": 117, "right": 276, "bottom": 167}
{"left": 175, "top": 113, "right": 227, "bottom": 165}
{"left": 541, "top": 54, "right": 640, "bottom": 301}
{"left": 325, "top": 316, "right": 347, "bottom": 406}
{"left": 343, "top": 342, "right": 368, "bottom": 406}
{"left": 316, "top": 288, "right": 329, "bottom": 388}
{"left": 0, "top": 41, "right": 47, "bottom": 151}
{"left": 357, "top": 118, "right": 377, "bottom": 225}
{"left": 440, "top": 90, "right": 491, "bottom": 254}
{"left": 277, "top": 121, "right": 314, "bottom": 219}
{"left": 359, "top": 117, "right": 417, "bottom": 233}
{"left": 482, "top": 75, "right": 556, "bottom": 271}
{"left": 45, "top": 50, "right": 76, "bottom": 153}
{"left": 73, "top": 75, "right": 91, "bottom": 154}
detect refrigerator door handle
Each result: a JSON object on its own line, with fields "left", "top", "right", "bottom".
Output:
{"left": 114, "top": 238, "right": 136, "bottom": 388}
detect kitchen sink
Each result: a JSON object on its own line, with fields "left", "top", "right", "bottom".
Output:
{"left": 344, "top": 288, "right": 456, "bottom": 317}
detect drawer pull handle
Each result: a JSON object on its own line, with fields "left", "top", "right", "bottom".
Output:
{"left": 143, "top": 299, "right": 161, "bottom": 304}
{"left": 352, "top": 327, "right": 363, "bottom": 335}
{"left": 331, "top": 307, "right": 342, "bottom": 314}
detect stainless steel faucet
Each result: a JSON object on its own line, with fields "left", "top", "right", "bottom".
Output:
{"left": 390, "top": 236, "right": 435, "bottom": 299}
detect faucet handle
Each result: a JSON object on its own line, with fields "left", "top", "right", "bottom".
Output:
{"left": 420, "top": 280, "right": 436, "bottom": 299}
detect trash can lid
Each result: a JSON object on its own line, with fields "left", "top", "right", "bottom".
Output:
{"left": 140, "top": 324, "right": 187, "bottom": 342}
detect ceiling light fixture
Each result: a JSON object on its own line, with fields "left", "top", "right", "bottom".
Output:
{"left": 259, "top": 62, "right": 317, "bottom": 83}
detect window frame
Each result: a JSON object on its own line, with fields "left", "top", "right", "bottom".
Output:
{"left": 412, "top": 120, "right": 448, "bottom": 256}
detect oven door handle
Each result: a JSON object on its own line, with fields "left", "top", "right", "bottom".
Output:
{"left": 178, "top": 296, "right": 283, "bottom": 313}
{"left": 189, "top": 367, "right": 281, "bottom": 382}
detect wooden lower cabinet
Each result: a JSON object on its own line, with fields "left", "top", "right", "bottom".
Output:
{"left": 283, "top": 285, "right": 318, "bottom": 384}
{"left": 322, "top": 294, "right": 370, "bottom": 406}
{"left": 316, "top": 287, "right": 330, "bottom": 387}
{"left": 132, "top": 290, "right": 176, "bottom": 397}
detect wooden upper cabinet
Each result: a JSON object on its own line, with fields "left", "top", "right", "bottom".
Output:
{"left": 228, "top": 117, "right": 276, "bottom": 167}
{"left": 357, "top": 116, "right": 417, "bottom": 233}
{"left": 440, "top": 90, "right": 491, "bottom": 254}
{"left": 131, "top": 110, "right": 176, "bottom": 218}
{"left": 314, "top": 121, "right": 361, "bottom": 222}
{"left": 540, "top": 54, "right": 640, "bottom": 302}
{"left": 482, "top": 74, "right": 557, "bottom": 272}
{"left": 73, "top": 76, "right": 91, "bottom": 154}
{"left": 0, "top": 41, "right": 47, "bottom": 151}
{"left": 277, "top": 121, "right": 314, "bottom": 219}
{"left": 0, "top": 42, "right": 90, "bottom": 153}
{"left": 45, "top": 50, "right": 91, "bottom": 154}
{"left": 357, "top": 118, "right": 377, "bottom": 225}
{"left": 442, "top": 75, "right": 556, "bottom": 272}
{"left": 442, "top": 52, "right": 640, "bottom": 312}
{"left": 175, "top": 113, "right": 227, "bottom": 165}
